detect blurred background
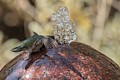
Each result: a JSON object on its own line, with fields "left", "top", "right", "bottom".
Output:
{"left": 0, "top": 0, "right": 120, "bottom": 69}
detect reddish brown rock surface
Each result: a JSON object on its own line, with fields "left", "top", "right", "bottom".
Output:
{"left": 0, "top": 42, "right": 120, "bottom": 80}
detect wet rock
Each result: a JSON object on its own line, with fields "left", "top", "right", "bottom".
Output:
{"left": 0, "top": 42, "right": 120, "bottom": 80}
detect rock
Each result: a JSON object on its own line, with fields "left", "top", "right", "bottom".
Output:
{"left": 0, "top": 42, "right": 120, "bottom": 80}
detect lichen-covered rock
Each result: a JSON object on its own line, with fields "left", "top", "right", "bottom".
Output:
{"left": 0, "top": 42, "right": 120, "bottom": 80}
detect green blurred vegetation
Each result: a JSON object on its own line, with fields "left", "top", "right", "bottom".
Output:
{"left": 0, "top": 0, "right": 120, "bottom": 69}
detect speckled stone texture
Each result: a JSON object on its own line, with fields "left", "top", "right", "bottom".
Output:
{"left": 0, "top": 42, "right": 120, "bottom": 80}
